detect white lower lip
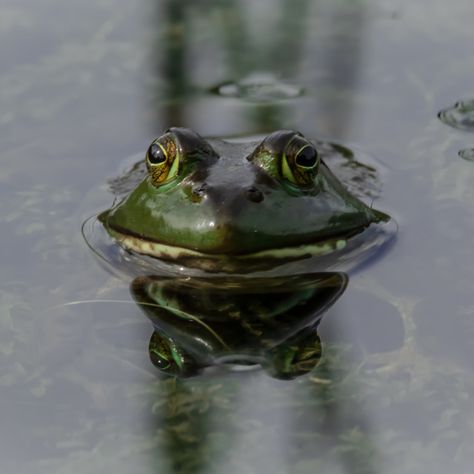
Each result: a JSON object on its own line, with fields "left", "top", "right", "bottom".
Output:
{"left": 107, "top": 228, "right": 348, "bottom": 263}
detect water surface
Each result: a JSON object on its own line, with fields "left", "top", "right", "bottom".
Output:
{"left": 2, "top": 0, "right": 474, "bottom": 473}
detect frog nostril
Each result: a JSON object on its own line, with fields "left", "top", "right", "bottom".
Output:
{"left": 246, "top": 186, "right": 264, "bottom": 203}
{"left": 191, "top": 184, "right": 208, "bottom": 202}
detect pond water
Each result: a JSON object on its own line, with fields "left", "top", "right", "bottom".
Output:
{"left": 2, "top": 0, "right": 474, "bottom": 472}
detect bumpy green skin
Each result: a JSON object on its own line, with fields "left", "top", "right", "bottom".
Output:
{"left": 100, "top": 128, "right": 388, "bottom": 260}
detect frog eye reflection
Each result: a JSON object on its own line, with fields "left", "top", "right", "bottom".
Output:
{"left": 146, "top": 137, "right": 180, "bottom": 185}
{"left": 295, "top": 145, "right": 318, "bottom": 169}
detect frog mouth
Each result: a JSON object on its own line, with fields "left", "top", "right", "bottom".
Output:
{"left": 103, "top": 223, "right": 383, "bottom": 273}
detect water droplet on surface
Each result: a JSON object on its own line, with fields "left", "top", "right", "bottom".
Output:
{"left": 438, "top": 99, "right": 474, "bottom": 131}
{"left": 458, "top": 148, "right": 474, "bottom": 161}
{"left": 211, "top": 73, "right": 304, "bottom": 102}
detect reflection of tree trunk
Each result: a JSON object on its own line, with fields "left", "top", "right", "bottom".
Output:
{"left": 318, "top": 361, "right": 379, "bottom": 474}
{"left": 154, "top": 0, "right": 189, "bottom": 128}
{"left": 157, "top": 379, "right": 212, "bottom": 474}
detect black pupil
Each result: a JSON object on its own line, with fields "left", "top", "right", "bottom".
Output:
{"left": 295, "top": 146, "right": 317, "bottom": 168}
{"left": 148, "top": 143, "right": 166, "bottom": 164}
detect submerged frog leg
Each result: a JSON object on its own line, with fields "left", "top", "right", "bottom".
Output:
{"left": 263, "top": 326, "right": 322, "bottom": 380}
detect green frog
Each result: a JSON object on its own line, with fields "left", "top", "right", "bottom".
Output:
{"left": 84, "top": 128, "right": 394, "bottom": 378}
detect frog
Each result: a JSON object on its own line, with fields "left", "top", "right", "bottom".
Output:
{"left": 96, "top": 127, "right": 393, "bottom": 274}
{"left": 83, "top": 127, "right": 395, "bottom": 378}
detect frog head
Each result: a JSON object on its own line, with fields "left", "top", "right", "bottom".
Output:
{"left": 99, "top": 128, "right": 389, "bottom": 272}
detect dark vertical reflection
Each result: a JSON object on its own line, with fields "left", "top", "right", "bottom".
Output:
{"left": 151, "top": 0, "right": 189, "bottom": 126}
{"left": 152, "top": 379, "right": 214, "bottom": 474}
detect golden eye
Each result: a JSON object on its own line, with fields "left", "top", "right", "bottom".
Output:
{"left": 146, "top": 136, "right": 180, "bottom": 185}
{"left": 247, "top": 131, "right": 320, "bottom": 188}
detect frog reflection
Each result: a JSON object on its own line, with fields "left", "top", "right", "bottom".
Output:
{"left": 131, "top": 273, "right": 347, "bottom": 379}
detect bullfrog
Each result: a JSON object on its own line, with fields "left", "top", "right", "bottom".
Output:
{"left": 83, "top": 128, "right": 395, "bottom": 378}
{"left": 94, "top": 127, "right": 393, "bottom": 274}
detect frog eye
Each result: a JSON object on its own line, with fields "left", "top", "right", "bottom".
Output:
{"left": 146, "top": 128, "right": 219, "bottom": 187}
{"left": 282, "top": 138, "right": 319, "bottom": 186}
{"left": 146, "top": 134, "right": 180, "bottom": 186}
{"left": 247, "top": 131, "right": 320, "bottom": 189}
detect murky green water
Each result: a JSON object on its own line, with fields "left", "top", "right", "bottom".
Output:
{"left": 2, "top": 0, "right": 474, "bottom": 472}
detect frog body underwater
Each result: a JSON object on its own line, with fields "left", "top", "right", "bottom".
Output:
{"left": 87, "top": 128, "right": 394, "bottom": 378}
